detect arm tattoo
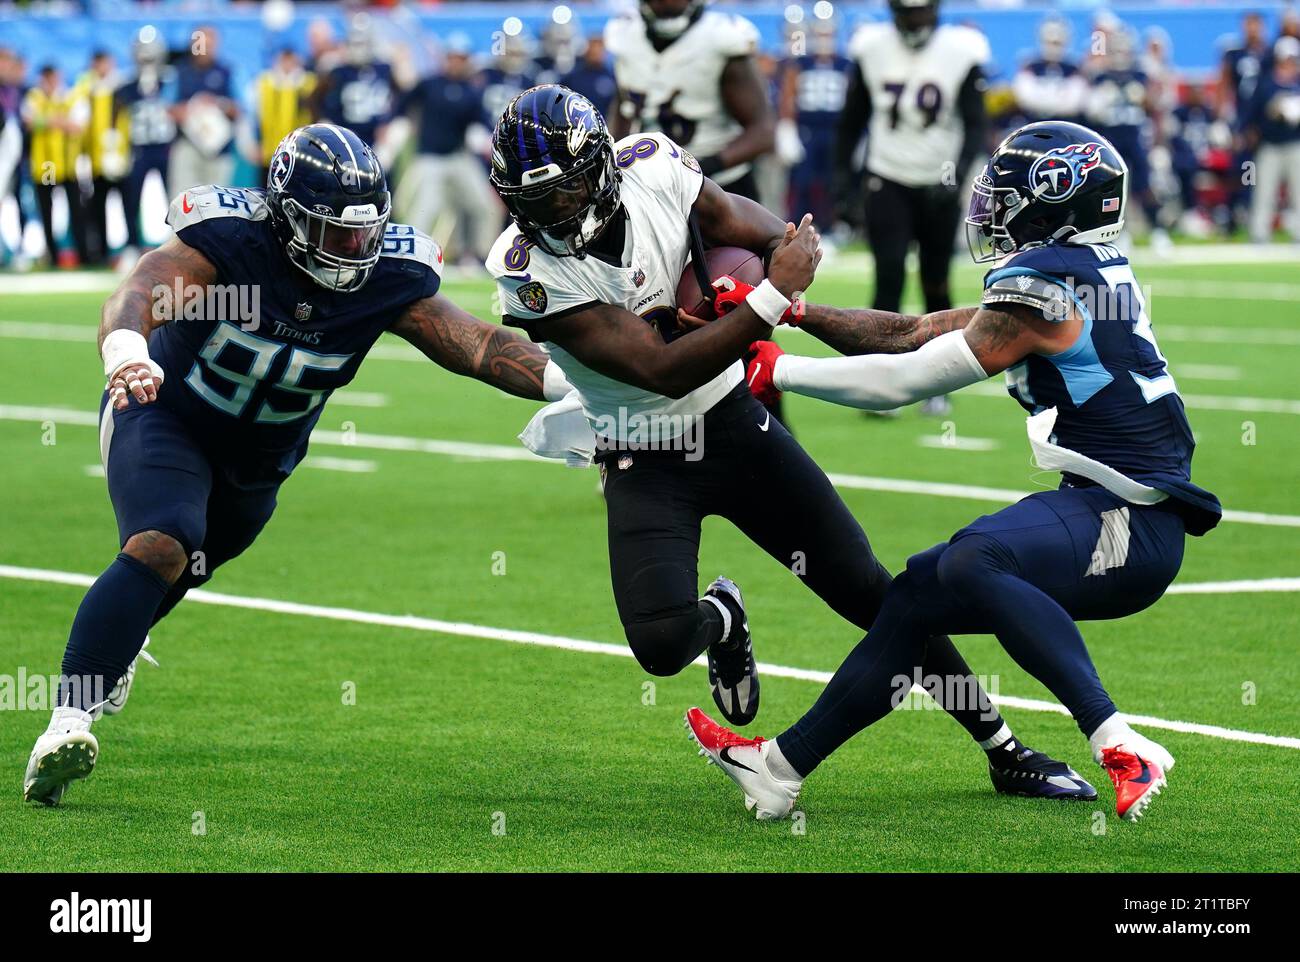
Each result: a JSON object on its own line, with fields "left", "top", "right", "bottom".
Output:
{"left": 963, "top": 307, "right": 1027, "bottom": 358}
{"left": 99, "top": 237, "right": 216, "bottom": 351}
{"left": 393, "top": 295, "right": 548, "bottom": 401}
{"left": 800, "top": 303, "right": 976, "bottom": 356}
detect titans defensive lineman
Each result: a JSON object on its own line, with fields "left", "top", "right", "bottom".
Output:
{"left": 487, "top": 86, "right": 1093, "bottom": 802}
{"left": 689, "top": 122, "right": 1221, "bottom": 823}
{"left": 24, "top": 124, "right": 561, "bottom": 806}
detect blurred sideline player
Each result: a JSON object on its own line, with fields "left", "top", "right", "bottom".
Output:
{"left": 1086, "top": 28, "right": 1168, "bottom": 250}
{"left": 606, "top": 0, "right": 775, "bottom": 202}
{"left": 779, "top": 7, "right": 854, "bottom": 233}
{"left": 486, "top": 85, "right": 1089, "bottom": 799}
{"left": 1013, "top": 17, "right": 1086, "bottom": 125}
{"left": 693, "top": 122, "right": 1220, "bottom": 823}
{"left": 316, "top": 15, "right": 395, "bottom": 151}
{"left": 23, "top": 124, "right": 565, "bottom": 807}
{"left": 836, "top": 0, "right": 988, "bottom": 416}
{"left": 116, "top": 27, "right": 178, "bottom": 262}
{"left": 605, "top": 0, "right": 786, "bottom": 425}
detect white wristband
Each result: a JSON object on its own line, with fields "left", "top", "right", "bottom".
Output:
{"left": 102, "top": 330, "right": 150, "bottom": 378}
{"left": 102, "top": 329, "right": 164, "bottom": 385}
{"left": 745, "top": 279, "right": 790, "bottom": 327}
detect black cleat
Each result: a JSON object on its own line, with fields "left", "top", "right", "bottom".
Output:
{"left": 704, "top": 576, "right": 759, "bottom": 726}
{"left": 989, "top": 741, "right": 1098, "bottom": 801}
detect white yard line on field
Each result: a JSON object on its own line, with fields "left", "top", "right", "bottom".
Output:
{"left": 302, "top": 456, "right": 377, "bottom": 473}
{"left": 1, "top": 563, "right": 1297, "bottom": 751}
{"left": 2, "top": 404, "right": 1298, "bottom": 528}
{"left": 916, "top": 435, "right": 1000, "bottom": 451}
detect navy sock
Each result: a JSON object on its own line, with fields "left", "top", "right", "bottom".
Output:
{"left": 778, "top": 575, "right": 931, "bottom": 778}
{"left": 58, "top": 553, "right": 171, "bottom": 711}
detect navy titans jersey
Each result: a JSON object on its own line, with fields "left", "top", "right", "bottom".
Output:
{"left": 321, "top": 63, "right": 395, "bottom": 146}
{"left": 1090, "top": 69, "right": 1149, "bottom": 140}
{"left": 478, "top": 67, "right": 536, "bottom": 131}
{"left": 790, "top": 55, "right": 854, "bottom": 132}
{"left": 981, "top": 242, "right": 1221, "bottom": 535}
{"left": 154, "top": 184, "right": 440, "bottom": 478}
{"left": 115, "top": 70, "right": 179, "bottom": 148}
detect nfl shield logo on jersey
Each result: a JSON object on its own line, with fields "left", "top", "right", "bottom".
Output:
{"left": 631, "top": 268, "right": 646, "bottom": 287}
{"left": 1029, "top": 142, "right": 1103, "bottom": 203}
{"left": 294, "top": 302, "right": 313, "bottom": 322}
{"left": 518, "top": 281, "right": 549, "bottom": 314}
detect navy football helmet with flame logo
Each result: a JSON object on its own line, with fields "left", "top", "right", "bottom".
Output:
{"left": 489, "top": 84, "right": 620, "bottom": 258}
{"left": 966, "top": 120, "right": 1128, "bottom": 263}
{"left": 266, "top": 124, "right": 391, "bottom": 292}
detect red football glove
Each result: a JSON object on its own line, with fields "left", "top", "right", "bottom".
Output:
{"left": 745, "top": 340, "right": 785, "bottom": 407}
{"left": 711, "top": 276, "right": 803, "bottom": 325}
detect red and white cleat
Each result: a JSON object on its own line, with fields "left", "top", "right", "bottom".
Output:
{"left": 683, "top": 706, "right": 800, "bottom": 820}
{"left": 1101, "top": 747, "right": 1166, "bottom": 822}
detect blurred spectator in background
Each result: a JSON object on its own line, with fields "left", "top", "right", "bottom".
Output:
{"left": 1220, "top": 11, "right": 1269, "bottom": 121}
{"left": 250, "top": 47, "right": 316, "bottom": 185}
{"left": 606, "top": 0, "right": 774, "bottom": 202}
{"left": 317, "top": 15, "right": 394, "bottom": 150}
{"left": 479, "top": 29, "right": 536, "bottom": 126}
{"left": 80, "top": 49, "right": 127, "bottom": 266}
{"left": 779, "top": 8, "right": 853, "bottom": 231}
{"left": 1245, "top": 36, "right": 1300, "bottom": 242}
{"left": 0, "top": 47, "right": 31, "bottom": 268}
{"left": 307, "top": 18, "right": 343, "bottom": 76}
{"left": 169, "top": 25, "right": 239, "bottom": 197}
{"left": 1087, "top": 27, "right": 1169, "bottom": 248}
{"left": 535, "top": 8, "right": 581, "bottom": 87}
{"left": 116, "top": 26, "right": 175, "bottom": 261}
{"left": 21, "top": 64, "right": 88, "bottom": 267}
{"left": 1013, "top": 16, "right": 1086, "bottom": 126}
{"left": 560, "top": 34, "right": 616, "bottom": 113}
{"left": 396, "top": 36, "right": 499, "bottom": 263}
{"left": 1168, "top": 82, "right": 1230, "bottom": 236}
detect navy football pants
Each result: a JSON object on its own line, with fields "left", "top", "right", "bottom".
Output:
{"left": 101, "top": 394, "right": 281, "bottom": 620}
{"left": 779, "top": 486, "right": 1187, "bottom": 776}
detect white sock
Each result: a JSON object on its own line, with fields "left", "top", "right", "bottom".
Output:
{"left": 1088, "top": 712, "right": 1136, "bottom": 763}
{"left": 978, "top": 722, "right": 1014, "bottom": 751}
{"left": 765, "top": 738, "right": 804, "bottom": 784}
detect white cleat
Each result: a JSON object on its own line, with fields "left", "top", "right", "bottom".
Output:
{"left": 101, "top": 635, "right": 157, "bottom": 718}
{"left": 684, "top": 707, "right": 800, "bottom": 821}
{"left": 24, "top": 707, "right": 98, "bottom": 806}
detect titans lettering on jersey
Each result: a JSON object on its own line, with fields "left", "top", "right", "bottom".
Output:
{"left": 981, "top": 242, "right": 1220, "bottom": 534}
{"left": 604, "top": 9, "right": 759, "bottom": 186}
{"left": 850, "top": 22, "right": 990, "bottom": 187}
{"left": 486, "top": 133, "right": 741, "bottom": 441}
{"left": 158, "top": 184, "right": 440, "bottom": 476}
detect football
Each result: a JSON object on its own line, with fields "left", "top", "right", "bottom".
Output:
{"left": 674, "top": 246, "right": 766, "bottom": 322}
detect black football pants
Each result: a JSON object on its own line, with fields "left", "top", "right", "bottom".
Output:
{"left": 597, "top": 384, "right": 1004, "bottom": 743}
{"left": 864, "top": 173, "right": 962, "bottom": 314}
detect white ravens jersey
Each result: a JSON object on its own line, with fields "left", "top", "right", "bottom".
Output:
{"left": 848, "top": 23, "right": 990, "bottom": 187}
{"left": 604, "top": 10, "right": 760, "bottom": 186}
{"left": 486, "top": 133, "right": 742, "bottom": 442}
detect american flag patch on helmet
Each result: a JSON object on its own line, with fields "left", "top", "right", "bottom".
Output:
{"left": 1102, "top": 197, "right": 1120, "bottom": 213}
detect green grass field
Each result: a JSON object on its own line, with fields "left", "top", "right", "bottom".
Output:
{"left": 1, "top": 253, "right": 1298, "bottom": 871}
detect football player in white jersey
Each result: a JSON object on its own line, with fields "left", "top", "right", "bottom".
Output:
{"left": 604, "top": 0, "right": 775, "bottom": 202}
{"left": 836, "top": 0, "right": 989, "bottom": 413}
{"left": 483, "top": 86, "right": 1081, "bottom": 799}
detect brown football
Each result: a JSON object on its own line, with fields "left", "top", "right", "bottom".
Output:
{"left": 674, "top": 246, "right": 766, "bottom": 323}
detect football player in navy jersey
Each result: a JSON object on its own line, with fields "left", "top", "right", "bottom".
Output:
{"left": 23, "top": 124, "right": 562, "bottom": 807}
{"left": 317, "top": 18, "right": 395, "bottom": 148}
{"left": 689, "top": 121, "right": 1221, "bottom": 823}
{"left": 779, "top": 13, "right": 855, "bottom": 230}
